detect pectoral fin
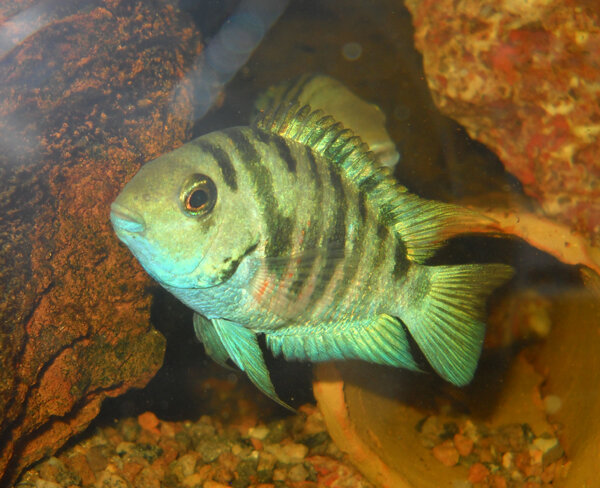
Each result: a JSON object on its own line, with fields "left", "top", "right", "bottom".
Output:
{"left": 194, "top": 314, "right": 291, "bottom": 410}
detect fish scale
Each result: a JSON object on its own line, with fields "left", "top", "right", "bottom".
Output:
{"left": 196, "top": 123, "right": 389, "bottom": 327}
{"left": 110, "top": 74, "right": 514, "bottom": 408}
{"left": 221, "top": 128, "right": 384, "bottom": 326}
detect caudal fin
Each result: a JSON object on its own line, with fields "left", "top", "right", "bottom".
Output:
{"left": 399, "top": 263, "right": 514, "bottom": 386}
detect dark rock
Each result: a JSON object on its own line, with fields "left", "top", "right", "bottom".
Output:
{"left": 0, "top": 0, "right": 202, "bottom": 484}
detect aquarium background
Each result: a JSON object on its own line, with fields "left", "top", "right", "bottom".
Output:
{"left": 1, "top": 0, "right": 598, "bottom": 487}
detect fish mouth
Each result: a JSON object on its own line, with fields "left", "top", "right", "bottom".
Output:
{"left": 110, "top": 203, "right": 145, "bottom": 233}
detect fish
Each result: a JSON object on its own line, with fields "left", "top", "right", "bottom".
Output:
{"left": 110, "top": 74, "right": 513, "bottom": 408}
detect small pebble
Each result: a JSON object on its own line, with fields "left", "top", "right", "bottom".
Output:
{"left": 94, "top": 469, "right": 129, "bottom": 488}
{"left": 532, "top": 435, "right": 560, "bottom": 459}
{"left": 138, "top": 412, "right": 160, "bottom": 434}
{"left": 462, "top": 420, "right": 480, "bottom": 443}
{"left": 266, "top": 442, "right": 308, "bottom": 464}
{"left": 38, "top": 457, "right": 62, "bottom": 483}
{"left": 250, "top": 437, "right": 263, "bottom": 450}
{"left": 33, "top": 480, "right": 61, "bottom": 488}
{"left": 170, "top": 453, "right": 197, "bottom": 480}
{"left": 418, "top": 416, "right": 444, "bottom": 448}
{"left": 249, "top": 425, "right": 269, "bottom": 440}
{"left": 196, "top": 438, "right": 228, "bottom": 463}
{"left": 492, "top": 474, "right": 508, "bottom": 488}
{"left": 272, "top": 467, "right": 287, "bottom": 481}
{"left": 203, "top": 481, "right": 230, "bottom": 488}
{"left": 160, "top": 421, "right": 176, "bottom": 438}
{"left": 85, "top": 445, "right": 109, "bottom": 473}
{"left": 453, "top": 433, "right": 474, "bottom": 457}
{"left": 529, "top": 448, "right": 543, "bottom": 465}
{"left": 134, "top": 467, "right": 160, "bottom": 488}
{"left": 121, "top": 462, "right": 144, "bottom": 483}
{"left": 468, "top": 463, "right": 490, "bottom": 483}
{"left": 287, "top": 463, "right": 309, "bottom": 482}
{"left": 257, "top": 451, "right": 277, "bottom": 473}
{"left": 182, "top": 472, "right": 206, "bottom": 487}
{"left": 64, "top": 453, "right": 95, "bottom": 486}
{"left": 510, "top": 469, "right": 523, "bottom": 481}
{"left": 432, "top": 440, "right": 460, "bottom": 466}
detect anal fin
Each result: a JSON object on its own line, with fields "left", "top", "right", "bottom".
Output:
{"left": 266, "top": 314, "right": 421, "bottom": 372}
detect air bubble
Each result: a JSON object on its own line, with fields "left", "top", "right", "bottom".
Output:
{"left": 342, "top": 42, "right": 362, "bottom": 61}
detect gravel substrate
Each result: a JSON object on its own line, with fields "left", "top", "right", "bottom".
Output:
{"left": 417, "top": 414, "right": 570, "bottom": 487}
{"left": 15, "top": 375, "right": 373, "bottom": 488}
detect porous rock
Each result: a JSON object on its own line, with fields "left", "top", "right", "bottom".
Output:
{"left": 405, "top": 0, "right": 600, "bottom": 244}
{"left": 0, "top": 0, "right": 202, "bottom": 484}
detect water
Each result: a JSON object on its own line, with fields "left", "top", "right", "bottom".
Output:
{"left": 1, "top": 1, "right": 598, "bottom": 487}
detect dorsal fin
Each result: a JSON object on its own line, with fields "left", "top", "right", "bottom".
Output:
{"left": 253, "top": 74, "right": 400, "bottom": 167}
{"left": 254, "top": 102, "right": 496, "bottom": 263}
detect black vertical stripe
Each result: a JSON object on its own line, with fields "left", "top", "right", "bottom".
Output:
{"left": 253, "top": 128, "right": 272, "bottom": 146}
{"left": 305, "top": 146, "right": 322, "bottom": 190}
{"left": 329, "top": 167, "right": 347, "bottom": 242}
{"left": 358, "top": 173, "right": 380, "bottom": 194}
{"left": 251, "top": 128, "right": 297, "bottom": 174}
{"left": 357, "top": 190, "right": 368, "bottom": 223}
{"left": 223, "top": 127, "right": 293, "bottom": 262}
{"left": 392, "top": 238, "right": 410, "bottom": 280}
{"left": 305, "top": 164, "right": 347, "bottom": 312}
{"left": 272, "top": 136, "right": 297, "bottom": 173}
{"left": 191, "top": 138, "right": 238, "bottom": 191}
{"left": 288, "top": 147, "right": 324, "bottom": 298}
{"left": 333, "top": 190, "right": 370, "bottom": 306}
{"left": 218, "top": 241, "right": 259, "bottom": 282}
{"left": 371, "top": 223, "right": 389, "bottom": 273}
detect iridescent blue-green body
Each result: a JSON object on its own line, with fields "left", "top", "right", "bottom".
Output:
{"left": 110, "top": 75, "right": 513, "bottom": 408}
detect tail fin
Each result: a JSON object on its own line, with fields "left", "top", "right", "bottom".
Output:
{"left": 398, "top": 263, "right": 514, "bottom": 386}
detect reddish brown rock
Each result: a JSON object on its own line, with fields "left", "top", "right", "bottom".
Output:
{"left": 0, "top": 0, "right": 202, "bottom": 484}
{"left": 404, "top": 0, "right": 600, "bottom": 245}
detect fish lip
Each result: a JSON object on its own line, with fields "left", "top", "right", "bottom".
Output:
{"left": 109, "top": 201, "right": 231, "bottom": 290}
{"left": 110, "top": 203, "right": 145, "bottom": 233}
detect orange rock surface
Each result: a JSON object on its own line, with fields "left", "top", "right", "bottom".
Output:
{"left": 0, "top": 1, "right": 202, "bottom": 484}
{"left": 404, "top": 0, "right": 600, "bottom": 245}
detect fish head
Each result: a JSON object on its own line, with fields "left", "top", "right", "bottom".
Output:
{"left": 110, "top": 137, "right": 259, "bottom": 289}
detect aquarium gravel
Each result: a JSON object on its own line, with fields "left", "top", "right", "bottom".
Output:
{"left": 417, "top": 415, "right": 571, "bottom": 487}
{"left": 15, "top": 398, "right": 372, "bottom": 488}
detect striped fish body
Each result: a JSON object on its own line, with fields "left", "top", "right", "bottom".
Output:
{"left": 111, "top": 79, "right": 513, "bottom": 408}
{"left": 157, "top": 126, "right": 403, "bottom": 332}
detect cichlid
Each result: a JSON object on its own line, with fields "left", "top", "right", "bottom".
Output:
{"left": 110, "top": 75, "right": 513, "bottom": 408}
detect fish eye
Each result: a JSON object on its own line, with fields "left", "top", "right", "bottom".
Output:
{"left": 181, "top": 174, "right": 217, "bottom": 216}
